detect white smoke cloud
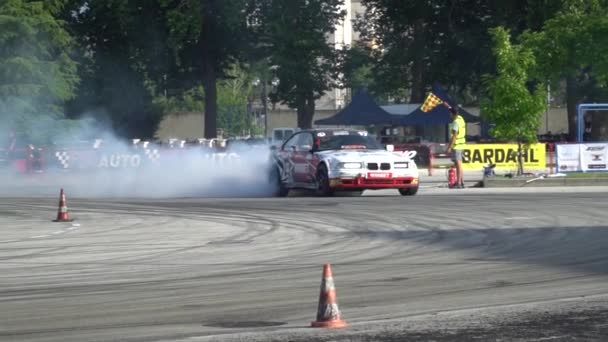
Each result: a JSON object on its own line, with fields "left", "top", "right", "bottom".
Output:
{"left": 0, "top": 116, "right": 277, "bottom": 198}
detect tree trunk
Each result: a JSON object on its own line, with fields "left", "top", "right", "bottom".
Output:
{"left": 409, "top": 58, "right": 425, "bottom": 103}
{"left": 202, "top": 68, "right": 218, "bottom": 138}
{"left": 566, "top": 75, "right": 578, "bottom": 142}
{"left": 409, "top": 19, "right": 426, "bottom": 138}
{"left": 201, "top": 0, "right": 218, "bottom": 139}
{"left": 410, "top": 57, "right": 425, "bottom": 138}
{"left": 296, "top": 91, "right": 315, "bottom": 129}
{"left": 296, "top": 93, "right": 306, "bottom": 129}
{"left": 409, "top": 20, "right": 426, "bottom": 104}
{"left": 517, "top": 139, "right": 524, "bottom": 176}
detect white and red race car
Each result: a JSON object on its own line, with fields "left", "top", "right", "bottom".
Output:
{"left": 270, "top": 129, "right": 419, "bottom": 196}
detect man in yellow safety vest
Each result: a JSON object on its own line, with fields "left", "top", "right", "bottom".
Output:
{"left": 446, "top": 106, "right": 466, "bottom": 188}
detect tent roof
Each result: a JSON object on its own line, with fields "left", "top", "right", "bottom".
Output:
{"left": 381, "top": 104, "right": 420, "bottom": 115}
{"left": 314, "top": 89, "right": 398, "bottom": 126}
{"left": 395, "top": 105, "right": 481, "bottom": 126}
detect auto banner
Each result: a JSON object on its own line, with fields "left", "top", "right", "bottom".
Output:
{"left": 460, "top": 143, "right": 546, "bottom": 171}
{"left": 52, "top": 149, "right": 242, "bottom": 170}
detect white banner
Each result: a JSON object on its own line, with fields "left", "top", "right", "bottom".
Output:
{"left": 580, "top": 143, "right": 608, "bottom": 172}
{"left": 556, "top": 144, "right": 581, "bottom": 172}
{"left": 98, "top": 154, "right": 142, "bottom": 168}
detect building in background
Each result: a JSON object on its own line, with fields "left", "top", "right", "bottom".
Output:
{"left": 316, "top": 0, "right": 364, "bottom": 111}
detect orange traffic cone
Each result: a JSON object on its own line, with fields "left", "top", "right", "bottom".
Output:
{"left": 311, "top": 263, "right": 347, "bottom": 328}
{"left": 53, "top": 188, "right": 72, "bottom": 222}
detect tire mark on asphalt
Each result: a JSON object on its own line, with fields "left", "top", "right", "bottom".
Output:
{"left": 2, "top": 194, "right": 608, "bottom": 342}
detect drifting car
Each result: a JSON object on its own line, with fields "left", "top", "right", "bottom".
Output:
{"left": 269, "top": 129, "right": 419, "bottom": 196}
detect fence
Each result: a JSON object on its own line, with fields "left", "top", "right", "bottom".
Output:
{"left": 0, "top": 141, "right": 568, "bottom": 176}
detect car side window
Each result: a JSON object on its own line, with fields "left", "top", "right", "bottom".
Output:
{"left": 282, "top": 133, "right": 300, "bottom": 151}
{"left": 298, "top": 133, "right": 313, "bottom": 151}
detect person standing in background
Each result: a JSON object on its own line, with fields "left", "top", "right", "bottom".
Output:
{"left": 445, "top": 107, "right": 466, "bottom": 188}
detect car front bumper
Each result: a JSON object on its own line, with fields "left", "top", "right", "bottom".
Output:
{"left": 328, "top": 174, "right": 419, "bottom": 190}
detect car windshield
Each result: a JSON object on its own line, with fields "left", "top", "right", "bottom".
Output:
{"left": 317, "top": 134, "right": 383, "bottom": 151}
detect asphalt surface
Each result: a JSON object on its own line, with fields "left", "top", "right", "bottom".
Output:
{"left": 1, "top": 187, "right": 608, "bottom": 341}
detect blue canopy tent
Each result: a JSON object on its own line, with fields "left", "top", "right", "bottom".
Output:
{"left": 395, "top": 83, "right": 481, "bottom": 126}
{"left": 396, "top": 104, "right": 481, "bottom": 126}
{"left": 314, "top": 89, "right": 400, "bottom": 126}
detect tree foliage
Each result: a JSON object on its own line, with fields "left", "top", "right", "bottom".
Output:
{"left": 62, "top": 0, "right": 172, "bottom": 138}
{"left": 0, "top": 0, "right": 78, "bottom": 140}
{"left": 481, "top": 27, "right": 547, "bottom": 174}
{"left": 354, "top": 0, "right": 562, "bottom": 104}
{"left": 161, "top": 0, "right": 251, "bottom": 138}
{"left": 340, "top": 44, "right": 375, "bottom": 100}
{"left": 4, "top": 0, "right": 608, "bottom": 143}
{"left": 217, "top": 66, "right": 262, "bottom": 137}
{"left": 520, "top": 0, "right": 608, "bottom": 139}
{"left": 248, "top": 0, "right": 346, "bottom": 129}
{"left": 62, "top": 0, "right": 251, "bottom": 139}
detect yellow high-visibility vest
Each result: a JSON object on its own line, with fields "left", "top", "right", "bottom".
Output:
{"left": 453, "top": 115, "right": 466, "bottom": 149}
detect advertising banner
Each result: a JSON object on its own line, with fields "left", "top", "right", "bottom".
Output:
{"left": 52, "top": 149, "right": 241, "bottom": 170}
{"left": 556, "top": 144, "right": 581, "bottom": 172}
{"left": 461, "top": 143, "right": 546, "bottom": 170}
{"left": 580, "top": 143, "right": 608, "bottom": 172}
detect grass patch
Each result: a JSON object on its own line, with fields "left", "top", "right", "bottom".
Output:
{"left": 564, "top": 172, "right": 608, "bottom": 178}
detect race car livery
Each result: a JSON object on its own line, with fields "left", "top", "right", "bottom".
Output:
{"left": 270, "top": 129, "right": 419, "bottom": 196}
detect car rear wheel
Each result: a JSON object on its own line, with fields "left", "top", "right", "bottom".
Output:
{"left": 316, "top": 164, "right": 334, "bottom": 197}
{"left": 398, "top": 186, "right": 418, "bottom": 196}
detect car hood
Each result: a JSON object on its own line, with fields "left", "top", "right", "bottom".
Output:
{"left": 316, "top": 149, "right": 416, "bottom": 163}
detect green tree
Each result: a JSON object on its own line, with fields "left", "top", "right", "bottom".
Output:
{"left": 481, "top": 27, "right": 547, "bottom": 175}
{"left": 520, "top": 0, "right": 608, "bottom": 140}
{"left": 63, "top": 0, "right": 175, "bottom": 138}
{"left": 163, "top": 0, "right": 251, "bottom": 138}
{"left": 217, "top": 65, "right": 261, "bottom": 137}
{"left": 355, "top": 0, "right": 562, "bottom": 104}
{"left": 0, "top": 0, "right": 78, "bottom": 140}
{"left": 153, "top": 64, "right": 261, "bottom": 138}
{"left": 65, "top": 0, "right": 253, "bottom": 139}
{"left": 249, "top": 0, "right": 346, "bottom": 129}
{"left": 341, "top": 44, "right": 375, "bottom": 101}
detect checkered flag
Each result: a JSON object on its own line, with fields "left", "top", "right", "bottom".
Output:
{"left": 420, "top": 92, "right": 443, "bottom": 112}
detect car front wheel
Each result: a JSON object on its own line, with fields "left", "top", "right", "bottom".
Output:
{"left": 316, "top": 164, "right": 334, "bottom": 196}
{"left": 398, "top": 186, "right": 418, "bottom": 196}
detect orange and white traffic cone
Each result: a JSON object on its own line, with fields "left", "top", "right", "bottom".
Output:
{"left": 53, "top": 188, "right": 72, "bottom": 222}
{"left": 311, "top": 263, "right": 347, "bottom": 328}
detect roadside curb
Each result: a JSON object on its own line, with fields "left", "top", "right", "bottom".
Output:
{"left": 482, "top": 177, "right": 608, "bottom": 188}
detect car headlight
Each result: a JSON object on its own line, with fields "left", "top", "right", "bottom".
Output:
{"left": 394, "top": 162, "right": 409, "bottom": 169}
{"left": 339, "top": 162, "right": 363, "bottom": 169}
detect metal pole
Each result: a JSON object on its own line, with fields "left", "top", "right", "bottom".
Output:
{"left": 577, "top": 104, "right": 608, "bottom": 142}
{"left": 578, "top": 104, "right": 583, "bottom": 142}
{"left": 546, "top": 83, "right": 550, "bottom": 133}
{"left": 246, "top": 99, "right": 252, "bottom": 137}
{"left": 263, "top": 79, "right": 268, "bottom": 138}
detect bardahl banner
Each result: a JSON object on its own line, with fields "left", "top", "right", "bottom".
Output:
{"left": 460, "top": 143, "right": 546, "bottom": 170}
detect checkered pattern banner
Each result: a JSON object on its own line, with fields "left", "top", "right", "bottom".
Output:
{"left": 420, "top": 92, "right": 443, "bottom": 112}
{"left": 55, "top": 151, "right": 70, "bottom": 169}
{"left": 144, "top": 148, "right": 160, "bottom": 162}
